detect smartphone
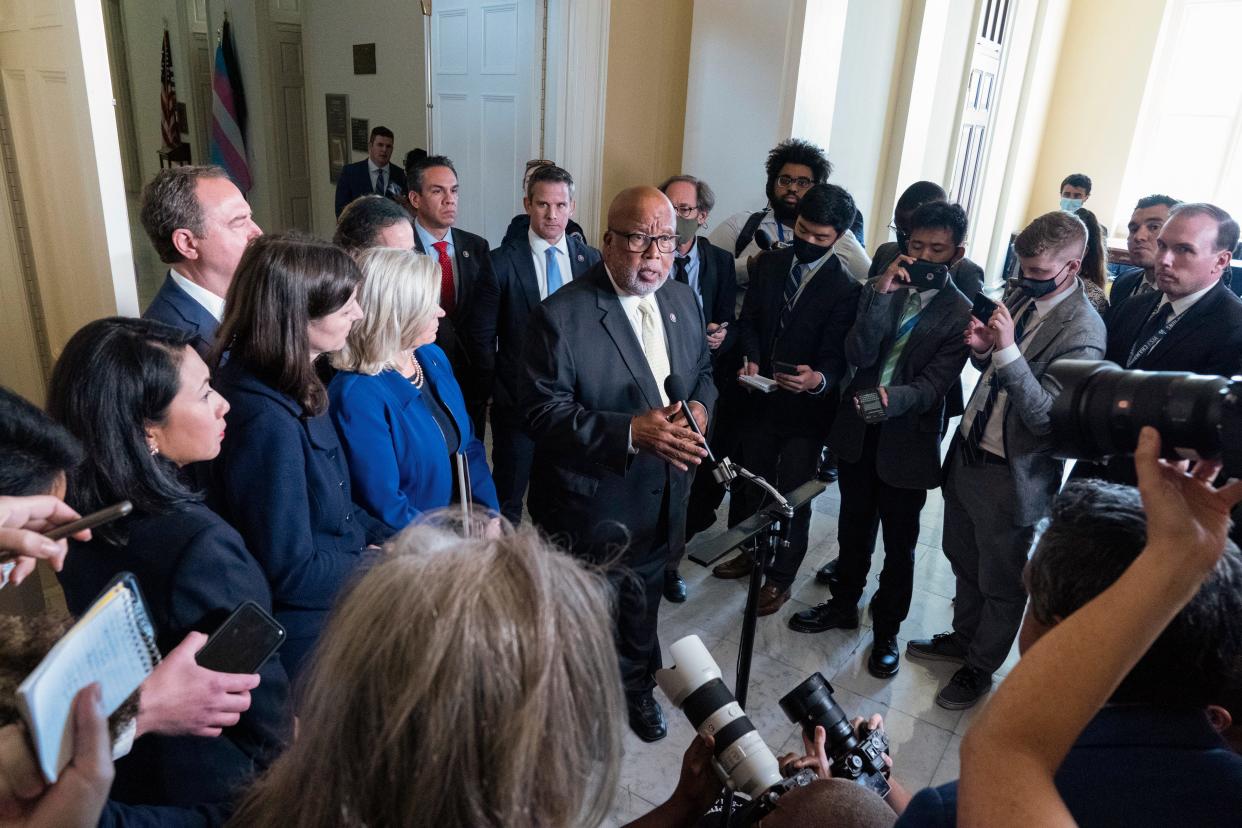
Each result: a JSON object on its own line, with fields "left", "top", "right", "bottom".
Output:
{"left": 195, "top": 602, "right": 286, "bottom": 674}
{"left": 43, "top": 501, "right": 133, "bottom": 541}
{"left": 971, "top": 294, "right": 998, "bottom": 324}
{"left": 904, "top": 260, "right": 949, "bottom": 290}
{"left": 856, "top": 388, "right": 887, "bottom": 424}
{"left": 773, "top": 361, "right": 799, "bottom": 375}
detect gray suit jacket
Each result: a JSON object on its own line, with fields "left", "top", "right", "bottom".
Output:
{"left": 830, "top": 281, "right": 972, "bottom": 489}
{"left": 955, "top": 280, "right": 1106, "bottom": 525}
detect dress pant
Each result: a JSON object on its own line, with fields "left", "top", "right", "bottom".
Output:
{"left": 489, "top": 405, "right": 535, "bottom": 524}
{"left": 829, "top": 425, "right": 927, "bottom": 637}
{"left": 608, "top": 489, "right": 671, "bottom": 695}
{"left": 726, "top": 427, "right": 820, "bottom": 589}
{"left": 942, "top": 446, "right": 1035, "bottom": 675}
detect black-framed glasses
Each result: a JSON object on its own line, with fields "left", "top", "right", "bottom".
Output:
{"left": 672, "top": 203, "right": 699, "bottom": 218}
{"left": 776, "top": 175, "right": 815, "bottom": 190}
{"left": 609, "top": 230, "right": 678, "bottom": 253}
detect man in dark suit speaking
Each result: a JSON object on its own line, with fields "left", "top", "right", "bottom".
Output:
{"left": 520, "top": 186, "right": 717, "bottom": 742}
{"left": 333, "top": 125, "right": 407, "bottom": 216}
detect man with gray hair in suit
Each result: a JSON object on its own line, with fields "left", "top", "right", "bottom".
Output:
{"left": 906, "top": 210, "right": 1106, "bottom": 710}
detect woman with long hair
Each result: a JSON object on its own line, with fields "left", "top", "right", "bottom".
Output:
{"left": 329, "top": 247, "right": 498, "bottom": 532}
{"left": 229, "top": 524, "right": 624, "bottom": 828}
{"left": 1075, "top": 207, "right": 1110, "bottom": 314}
{"left": 208, "top": 233, "right": 386, "bottom": 681}
{"left": 47, "top": 316, "right": 289, "bottom": 814}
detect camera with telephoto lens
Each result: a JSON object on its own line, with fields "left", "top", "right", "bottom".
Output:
{"left": 1047, "top": 360, "right": 1242, "bottom": 475}
{"left": 780, "top": 673, "right": 891, "bottom": 798}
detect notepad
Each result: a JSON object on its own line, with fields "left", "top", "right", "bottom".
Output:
{"left": 738, "top": 374, "right": 779, "bottom": 393}
{"left": 16, "top": 572, "right": 159, "bottom": 782}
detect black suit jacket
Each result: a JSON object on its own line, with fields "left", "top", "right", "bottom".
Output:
{"left": 1105, "top": 280, "right": 1242, "bottom": 375}
{"left": 413, "top": 226, "right": 495, "bottom": 417}
{"left": 830, "top": 282, "right": 971, "bottom": 489}
{"left": 1108, "top": 265, "right": 1150, "bottom": 310}
{"left": 469, "top": 233, "right": 600, "bottom": 417}
{"left": 693, "top": 236, "right": 737, "bottom": 327}
{"left": 737, "top": 249, "right": 862, "bottom": 440}
{"left": 520, "top": 264, "right": 717, "bottom": 562}
{"left": 58, "top": 503, "right": 290, "bottom": 814}
{"left": 333, "top": 160, "right": 407, "bottom": 216}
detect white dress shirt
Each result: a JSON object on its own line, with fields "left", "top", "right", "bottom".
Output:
{"left": 529, "top": 229, "right": 570, "bottom": 300}
{"left": 170, "top": 268, "right": 225, "bottom": 321}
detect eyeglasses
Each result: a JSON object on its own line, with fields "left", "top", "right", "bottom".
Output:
{"left": 776, "top": 175, "right": 815, "bottom": 190}
{"left": 609, "top": 229, "right": 678, "bottom": 253}
{"left": 672, "top": 204, "right": 699, "bottom": 218}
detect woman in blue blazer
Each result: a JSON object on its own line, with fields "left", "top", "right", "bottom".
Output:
{"left": 329, "top": 247, "right": 498, "bottom": 534}
{"left": 208, "top": 235, "right": 388, "bottom": 683}
{"left": 47, "top": 317, "right": 290, "bottom": 820}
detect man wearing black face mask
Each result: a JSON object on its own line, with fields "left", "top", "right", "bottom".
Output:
{"left": 788, "top": 211, "right": 973, "bottom": 680}
{"left": 710, "top": 184, "right": 862, "bottom": 616}
{"left": 906, "top": 211, "right": 1105, "bottom": 711}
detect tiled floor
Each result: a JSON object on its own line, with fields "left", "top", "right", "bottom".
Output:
{"left": 605, "top": 476, "right": 1020, "bottom": 824}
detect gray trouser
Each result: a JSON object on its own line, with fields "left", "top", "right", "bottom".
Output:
{"left": 941, "top": 449, "right": 1035, "bottom": 675}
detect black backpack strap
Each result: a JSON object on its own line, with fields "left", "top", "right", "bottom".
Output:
{"left": 733, "top": 209, "right": 769, "bottom": 258}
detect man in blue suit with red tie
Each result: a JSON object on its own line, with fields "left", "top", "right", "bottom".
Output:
{"left": 468, "top": 165, "right": 600, "bottom": 523}
{"left": 139, "top": 165, "right": 262, "bottom": 357}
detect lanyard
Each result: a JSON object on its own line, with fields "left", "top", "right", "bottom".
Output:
{"left": 775, "top": 221, "right": 786, "bottom": 242}
{"left": 1126, "top": 306, "right": 1182, "bottom": 367}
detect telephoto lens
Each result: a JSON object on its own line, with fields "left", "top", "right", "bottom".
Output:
{"left": 656, "top": 636, "right": 783, "bottom": 799}
{"left": 779, "top": 673, "right": 891, "bottom": 798}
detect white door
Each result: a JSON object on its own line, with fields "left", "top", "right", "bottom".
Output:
{"left": 431, "top": 0, "right": 539, "bottom": 246}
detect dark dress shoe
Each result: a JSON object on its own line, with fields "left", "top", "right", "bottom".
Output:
{"left": 868, "top": 634, "right": 900, "bottom": 678}
{"left": 788, "top": 601, "right": 858, "bottom": 633}
{"left": 815, "top": 558, "right": 840, "bottom": 587}
{"left": 664, "top": 569, "right": 687, "bottom": 603}
{"left": 712, "top": 552, "right": 754, "bottom": 579}
{"left": 756, "top": 583, "right": 790, "bottom": 616}
{"left": 627, "top": 692, "right": 667, "bottom": 742}
{"left": 816, "top": 449, "right": 839, "bottom": 483}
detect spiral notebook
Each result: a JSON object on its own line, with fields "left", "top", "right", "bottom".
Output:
{"left": 17, "top": 572, "right": 160, "bottom": 782}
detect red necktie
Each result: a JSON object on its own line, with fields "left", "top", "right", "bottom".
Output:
{"left": 433, "top": 240, "right": 456, "bottom": 313}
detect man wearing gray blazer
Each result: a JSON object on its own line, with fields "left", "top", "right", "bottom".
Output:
{"left": 907, "top": 211, "right": 1106, "bottom": 710}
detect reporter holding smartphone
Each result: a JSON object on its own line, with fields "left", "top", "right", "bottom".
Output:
{"left": 47, "top": 317, "right": 290, "bottom": 820}
{"left": 788, "top": 204, "right": 972, "bottom": 681}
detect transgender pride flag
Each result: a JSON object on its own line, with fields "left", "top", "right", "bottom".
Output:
{"left": 209, "top": 19, "right": 251, "bottom": 193}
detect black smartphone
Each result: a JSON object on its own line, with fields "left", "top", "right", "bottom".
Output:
{"left": 856, "top": 388, "right": 887, "bottom": 424}
{"left": 903, "top": 260, "right": 949, "bottom": 290}
{"left": 773, "top": 361, "right": 798, "bottom": 375}
{"left": 43, "top": 501, "right": 133, "bottom": 541}
{"left": 971, "top": 293, "right": 998, "bottom": 324}
{"left": 195, "top": 602, "right": 286, "bottom": 674}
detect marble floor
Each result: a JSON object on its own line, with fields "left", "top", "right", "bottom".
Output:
{"left": 605, "top": 479, "right": 1021, "bottom": 825}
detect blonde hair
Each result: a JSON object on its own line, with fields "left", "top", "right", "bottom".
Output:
{"left": 229, "top": 521, "right": 625, "bottom": 828}
{"left": 331, "top": 247, "right": 441, "bottom": 374}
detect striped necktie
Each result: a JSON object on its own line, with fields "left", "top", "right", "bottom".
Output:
{"left": 778, "top": 263, "right": 804, "bottom": 336}
{"left": 878, "top": 291, "right": 923, "bottom": 388}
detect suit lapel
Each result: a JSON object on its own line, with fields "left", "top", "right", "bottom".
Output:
{"left": 594, "top": 270, "right": 662, "bottom": 409}
{"left": 695, "top": 237, "right": 716, "bottom": 310}
{"left": 513, "top": 240, "right": 542, "bottom": 311}
{"left": 1018, "top": 283, "right": 1084, "bottom": 363}
{"left": 655, "top": 286, "right": 688, "bottom": 381}
{"left": 567, "top": 236, "right": 593, "bottom": 279}
{"left": 1144, "top": 282, "right": 1226, "bottom": 366}
{"left": 451, "top": 228, "right": 473, "bottom": 306}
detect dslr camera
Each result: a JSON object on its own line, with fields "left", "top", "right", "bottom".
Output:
{"left": 657, "top": 636, "right": 890, "bottom": 825}
{"left": 1048, "top": 360, "right": 1242, "bottom": 475}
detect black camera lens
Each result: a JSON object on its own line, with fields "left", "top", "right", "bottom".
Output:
{"left": 778, "top": 673, "right": 858, "bottom": 757}
{"left": 1049, "top": 360, "right": 1241, "bottom": 470}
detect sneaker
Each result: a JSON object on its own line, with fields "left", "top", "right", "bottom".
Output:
{"left": 905, "top": 632, "right": 968, "bottom": 665}
{"left": 936, "top": 665, "right": 992, "bottom": 710}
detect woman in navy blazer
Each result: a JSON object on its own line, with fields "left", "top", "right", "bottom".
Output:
{"left": 47, "top": 317, "right": 290, "bottom": 819}
{"left": 329, "top": 247, "right": 498, "bottom": 534}
{"left": 208, "top": 235, "right": 388, "bottom": 682}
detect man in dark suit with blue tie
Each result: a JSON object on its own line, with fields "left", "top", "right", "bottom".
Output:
{"left": 520, "top": 186, "right": 717, "bottom": 742}
{"left": 139, "top": 165, "right": 262, "bottom": 357}
{"left": 333, "top": 126, "right": 407, "bottom": 217}
{"left": 467, "top": 165, "right": 600, "bottom": 523}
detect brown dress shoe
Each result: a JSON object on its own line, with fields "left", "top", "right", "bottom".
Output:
{"left": 712, "top": 552, "right": 755, "bottom": 579}
{"left": 756, "top": 583, "right": 790, "bottom": 616}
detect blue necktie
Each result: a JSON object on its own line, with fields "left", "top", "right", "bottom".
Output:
{"left": 375, "top": 169, "right": 386, "bottom": 195}
{"left": 545, "top": 247, "right": 563, "bottom": 295}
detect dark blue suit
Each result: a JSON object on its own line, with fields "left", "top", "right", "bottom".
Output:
{"left": 895, "top": 706, "right": 1242, "bottom": 828}
{"left": 328, "top": 344, "right": 499, "bottom": 533}
{"left": 142, "top": 273, "right": 220, "bottom": 358}
{"left": 58, "top": 503, "right": 290, "bottom": 820}
{"left": 467, "top": 232, "right": 600, "bottom": 521}
{"left": 209, "top": 360, "right": 386, "bottom": 681}
{"left": 333, "top": 160, "right": 406, "bottom": 216}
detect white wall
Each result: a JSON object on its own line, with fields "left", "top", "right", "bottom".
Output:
{"left": 302, "top": 0, "right": 426, "bottom": 238}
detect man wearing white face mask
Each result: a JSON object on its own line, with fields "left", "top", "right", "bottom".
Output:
{"left": 1059, "top": 172, "right": 1092, "bottom": 213}
{"left": 907, "top": 210, "right": 1106, "bottom": 711}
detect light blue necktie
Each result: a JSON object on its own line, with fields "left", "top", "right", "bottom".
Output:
{"left": 545, "top": 247, "right": 563, "bottom": 295}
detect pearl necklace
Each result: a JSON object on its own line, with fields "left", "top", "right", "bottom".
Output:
{"left": 407, "top": 351, "right": 425, "bottom": 388}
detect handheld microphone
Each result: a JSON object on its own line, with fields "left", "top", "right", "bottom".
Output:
{"left": 664, "top": 374, "right": 716, "bottom": 466}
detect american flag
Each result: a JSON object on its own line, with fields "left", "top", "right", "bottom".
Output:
{"left": 160, "top": 30, "right": 181, "bottom": 150}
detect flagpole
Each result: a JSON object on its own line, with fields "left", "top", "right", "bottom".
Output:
{"left": 422, "top": 1, "right": 433, "bottom": 152}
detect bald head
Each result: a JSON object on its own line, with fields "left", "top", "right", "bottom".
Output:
{"left": 762, "top": 779, "right": 896, "bottom": 828}
{"left": 603, "top": 186, "right": 677, "bottom": 297}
